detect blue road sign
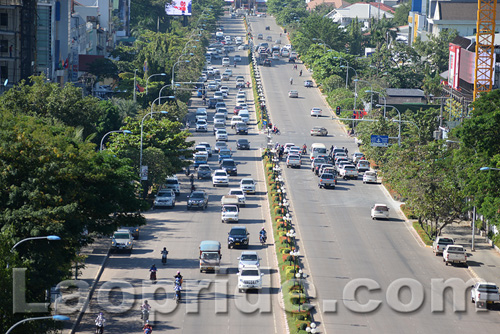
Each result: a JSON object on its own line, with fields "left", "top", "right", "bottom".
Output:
{"left": 371, "top": 135, "right": 389, "bottom": 147}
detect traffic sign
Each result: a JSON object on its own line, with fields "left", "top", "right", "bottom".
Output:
{"left": 371, "top": 135, "right": 389, "bottom": 147}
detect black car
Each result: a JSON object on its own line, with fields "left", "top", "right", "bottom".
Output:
{"left": 235, "top": 122, "right": 248, "bottom": 135}
{"left": 187, "top": 190, "right": 208, "bottom": 210}
{"left": 220, "top": 158, "right": 237, "bottom": 176}
{"left": 208, "top": 98, "right": 217, "bottom": 109}
{"left": 237, "top": 138, "right": 250, "bottom": 150}
{"left": 263, "top": 59, "right": 272, "bottom": 67}
{"left": 120, "top": 226, "right": 140, "bottom": 240}
{"left": 228, "top": 226, "right": 249, "bottom": 249}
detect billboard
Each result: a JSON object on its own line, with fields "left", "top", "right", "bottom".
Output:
{"left": 448, "top": 44, "right": 460, "bottom": 89}
{"left": 165, "top": 0, "right": 192, "bottom": 16}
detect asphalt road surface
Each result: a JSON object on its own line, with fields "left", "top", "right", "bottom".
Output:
{"left": 76, "top": 13, "right": 286, "bottom": 334}
{"left": 247, "top": 14, "right": 500, "bottom": 334}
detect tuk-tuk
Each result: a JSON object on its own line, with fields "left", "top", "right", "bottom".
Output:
{"left": 199, "top": 240, "right": 221, "bottom": 272}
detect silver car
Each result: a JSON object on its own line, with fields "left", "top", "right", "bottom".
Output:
{"left": 238, "top": 251, "right": 261, "bottom": 270}
{"left": 153, "top": 189, "right": 176, "bottom": 208}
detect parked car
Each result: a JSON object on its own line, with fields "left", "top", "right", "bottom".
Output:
{"left": 228, "top": 226, "right": 249, "bottom": 249}
{"left": 371, "top": 204, "right": 390, "bottom": 220}
{"left": 304, "top": 80, "right": 313, "bottom": 88}
{"left": 187, "top": 190, "right": 209, "bottom": 210}
{"left": 432, "top": 237, "right": 455, "bottom": 256}
{"left": 363, "top": 171, "right": 378, "bottom": 184}
{"left": 310, "top": 126, "right": 328, "bottom": 136}
{"left": 237, "top": 138, "right": 250, "bottom": 150}
{"left": 240, "top": 178, "right": 256, "bottom": 194}
{"left": 197, "top": 164, "right": 212, "bottom": 179}
{"left": 443, "top": 245, "right": 467, "bottom": 266}
{"left": 288, "top": 90, "right": 298, "bottom": 98}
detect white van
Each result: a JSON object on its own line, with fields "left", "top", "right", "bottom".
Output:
{"left": 222, "top": 57, "right": 230, "bottom": 67}
{"left": 310, "top": 143, "right": 327, "bottom": 160}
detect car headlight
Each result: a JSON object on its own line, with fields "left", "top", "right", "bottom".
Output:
{"left": 228, "top": 237, "right": 234, "bottom": 241}
{"left": 127, "top": 241, "right": 132, "bottom": 246}
{"left": 112, "top": 240, "right": 116, "bottom": 246}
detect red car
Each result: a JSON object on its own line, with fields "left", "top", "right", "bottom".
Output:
{"left": 234, "top": 105, "right": 242, "bottom": 114}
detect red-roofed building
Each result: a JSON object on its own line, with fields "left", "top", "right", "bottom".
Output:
{"left": 306, "top": 0, "right": 349, "bottom": 11}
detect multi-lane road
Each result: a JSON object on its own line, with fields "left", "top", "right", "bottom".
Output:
{"left": 77, "top": 12, "right": 500, "bottom": 334}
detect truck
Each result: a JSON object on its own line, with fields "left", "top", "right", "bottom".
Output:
{"left": 199, "top": 240, "right": 222, "bottom": 272}
{"left": 471, "top": 282, "right": 500, "bottom": 307}
{"left": 432, "top": 237, "right": 454, "bottom": 256}
{"left": 443, "top": 244, "right": 467, "bottom": 266}
{"left": 221, "top": 204, "right": 239, "bottom": 223}
{"left": 338, "top": 164, "right": 358, "bottom": 180}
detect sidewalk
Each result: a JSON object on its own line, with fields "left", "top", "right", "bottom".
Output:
{"left": 66, "top": 236, "right": 110, "bottom": 334}
{"left": 441, "top": 221, "right": 500, "bottom": 282}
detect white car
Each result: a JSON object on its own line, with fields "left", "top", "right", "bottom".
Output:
{"left": 222, "top": 57, "right": 230, "bottom": 67}
{"left": 231, "top": 116, "right": 243, "bottom": 128}
{"left": 240, "top": 178, "right": 256, "bottom": 194}
{"left": 363, "top": 171, "right": 378, "bottom": 184}
{"left": 288, "top": 90, "right": 298, "bottom": 98}
{"left": 196, "top": 119, "right": 208, "bottom": 132}
{"left": 216, "top": 129, "right": 228, "bottom": 141}
{"left": 238, "top": 251, "right": 261, "bottom": 270}
{"left": 237, "top": 92, "right": 246, "bottom": 101}
{"left": 153, "top": 189, "right": 176, "bottom": 208}
{"left": 236, "top": 97, "right": 246, "bottom": 105}
{"left": 236, "top": 102, "right": 248, "bottom": 109}
{"left": 238, "top": 265, "right": 263, "bottom": 292}
{"left": 212, "top": 169, "right": 229, "bottom": 187}
{"left": 234, "top": 55, "right": 242, "bottom": 62}
{"left": 238, "top": 110, "right": 250, "bottom": 123}
{"left": 283, "top": 143, "right": 295, "bottom": 154}
{"left": 220, "top": 86, "right": 229, "bottom": 96}
{"left": 310, "top": 108, "right": 322, "bottom": 117}
{"left": 371, "top": 204, "right": 390, "bottom": 220}
{"left": 214, "top": 113, "right": 226, "bottom": 125}
{"left": 228, "top": 188, "right": 246, "bottom": 207}
{"left": 196, "top": 108, "right": 208, "bottom": 121}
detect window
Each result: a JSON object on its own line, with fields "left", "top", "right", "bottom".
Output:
{"left": 0, "top": 40, "right": 7, "bottom": 53}
{"left": 0, "top": 65, "right": 7, "bottom": 81}
{"left": 0, "top": 13, "right": 7, "bottom": 26}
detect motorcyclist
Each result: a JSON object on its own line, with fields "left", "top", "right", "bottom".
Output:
{"left": 143, "top": 322, "right": 153, "bottom": 334}
{"left": 299, "top": 70, "right": 303, "bottom": 76}
{"left": 260, "top": 227, "right": 267, "bottom": 242}
{"left": 174, "top": 271, "right": 183, "bottom": 286}
{"left": 149, "top": 264, "right": 157, "bottom": 280}
{"left": 161, "top": 247, "right": 168, "bottom": 265}
{"left": 290, "top": 77, "right": 293, "bottom": 85}
{"left": 174, "top": 282, "right": 182, "bottom": 301}
{"left": 95, "top": 312, "right": 105, "bottom": 334}
{"left": 141, "top": 300, "right": 151, "bottom": 319}
{"left": 302, "top": 144, "right": 307, "bottom": 154}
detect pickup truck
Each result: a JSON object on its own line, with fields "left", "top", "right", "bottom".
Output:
{"left": 221, "top": 204, "right": 239, "bottom": 223}
{"left": 432, "top": 237, "right": 454, "bottom": 256}
{"left": 338, "top": 164, "right": 358, "bottom": 180}
{"left": 471, "top": 282, "right": 500, "bottom": 306}
{"left": 286, "top": 154, "right": 301, "bottom": 168}
{"left": 443, "top": 244, "right": 467, "bottom": 266}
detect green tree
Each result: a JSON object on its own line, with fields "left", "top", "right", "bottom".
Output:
{"left": 392, "top": 2, "right": 410, "bottom": 26}
{"left": 87, "top": 57, "right": 119, "bottom": 82}
{"left": 413, "top": 30, "right": 458, "bottom": 73}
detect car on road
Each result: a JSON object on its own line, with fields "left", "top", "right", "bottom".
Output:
{"left": 311, "top": 108, "right": 322, "bottom": 117}
{"left": 218, "top": 148, "right": 232, "bottom": 163}
{"left": 194, "top": 144, "right": 210, "bottom": 157}
{"left": 286, "top": 154, "right": 301, "bottom": 168}
{"left": 363, "top": 171, "right": 378, "bottom": 184}
{"left": 257, "top": 33, "right": 263, "bottom": 40}
{"left": 214, "top": 113, "right": 226, "bottom": 126}
{"left": 153, "top": 189, "right": 176, "bottom": 208}
{"left": 304, "top": 80, "right": 313, "bottom": 88}
{"left": 212, "top": 169, "right": 229, "bottom": 187}
{"left": 220, "top": 158, "right": 238, "bottom": 176}
{"left": 193, "top": 153, "right": 208, "bottom": 168}
{"left": 263, "top": 59, "right": 272, "bottom": 67}
{"left": 235, "top": 122, "right": 249, "bottom": 135}
{"left": 471, "top": 282, "right": 500, "bottom": 305}
{"left": 319, "top": 172, "right": 336, "bottom": 189}
{"left": 228, "top": 188, "right": 246, "bottom": 207}
{"left": 164, "top": 176, "right": 180, "bottom": 195}
{"left": 234, "top": 55, "right": 242, "bottom": 62}
{"left": 195, "top": 108, "right": 208, "bottom": 121}
{"left": 197, "top": 164, "right": 212, "bottom": 179}
{"left": 238, "top": 265, "right": 263, "bottom": 292}
{"left": 222, "top": 57, "right": 230, "bottom": 67}
{"left": 371, "top": 204, "right": 390, "bottom": 220}
{"left": 231, "top": 116, "right": 243, "bottom": 128}
{"left": 228, "top": 226, "right": 249, "bottom": 249}
{"left": 196, "top": 119, "right": 208, "bottom": 132}
{"left": 432, "top": 237, "right": 455, "bottom": 256}
{"left": 238, "top": 251, "right": 261, "bottom": 269}
{"left": 216, "top": 129, "right": 229, "bottom": 141}
{"left": 352, "top": 152, "right": 365, "bottom": 163}
{"left": 111, "top": 229, "right": 134, "bottom": 253}
{"left": 357, "top": 160, "right": 370, "bottom": 173}
{"left": 187, "top": 190, "right": 209, "bottom": 210}
{"left": 338, "top": 164, "right": 358, "bottom": 179}
{"left": 213, "top": 123, "right": 225, "bottom": 135}
{"left": 288, "top": 90, "right": 299, "bottom": 98}
{"left": 443, "top": 245, "right": 467, "bottom": 266}
{"left": 197, "top": 142, "right": 212, "bottom": 157}
{"left": 237, "top": 138, "right": 250, "bottom": 150}
{"left": 240, "top": 178, "right": 256, "bottom": 194}
{"left": 310, "top": 126, "right": 328, "bottom": 136}
{"left": 214, "top": 141, "right": 228, "bottom": 153}
{"left": 311, "top": 157, "right": 327, "bottom": 171}
{"left": 238, "top": 110, "right": 250, "bottom": 123}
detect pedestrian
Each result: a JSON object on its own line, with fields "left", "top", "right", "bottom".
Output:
{"left": 345, "top": 148, "right": 349, "bottom": 156}
{"left": 299, "top": 70, "right": 302, "bottom": 76}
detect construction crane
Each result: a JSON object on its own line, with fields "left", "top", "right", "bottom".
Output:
{"left": 474, "top": 0, "right": 497, "bottom": 100}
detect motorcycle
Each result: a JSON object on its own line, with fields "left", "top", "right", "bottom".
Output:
{"left": 95, "top": 322, "right": 104, "bottom": 334}
{"left": 150, "top": 271, "right": 157, "bottom": 281}
{"left": 141, "top": 309, "right": 150, "bottom": 325}
{"left": 259, "top": 233, "right": 267, "bottom": 245}
{"left": 161, "top": 253, "right": 167, "bottom": 265}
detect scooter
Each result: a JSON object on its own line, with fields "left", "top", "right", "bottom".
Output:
{"left": 161, "top": 254, "right": 167, "bottom": 265}
{"left": 174, "top": 289, "right": 181, "bottom": 304}
{"left": 141, "top": 309, "right": 149, "bottom": 325}
{"left": 150, "top": 271, "right": 157, "bottom": 281}
{"left": 260, "top": 233, "right": 267, "bottom": 245}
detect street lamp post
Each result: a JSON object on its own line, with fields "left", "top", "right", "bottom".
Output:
{"left": 11, "top": 236, "right": 61, "bottom": 253}
{"left": 6, "top": 315, "right": 70, "bottom": 334}
{"left": 366, "top": 90, "right": 386, "bottom": 117}
{"left": 378, "top": 104, "right": 401, "bottom": 146}
{"left": 151, "top": 96, "right": 175, "bottom": 113}
{"left": 145, "top": 73, "right": 167, "bottom": 95}
{"left": 354, "top": 79, "right": 372, "bottom": 111}
{"left": 100, "top": 130, "right": 132, "bottom": 152}
{"left": 334, "top": 57, "right": 349, "bottom": 89}
{"left": 171, "top": 60, "right": 191, "bottom": 90}
{"left": 139, "top": 111, "right": 168, "bottom": 179}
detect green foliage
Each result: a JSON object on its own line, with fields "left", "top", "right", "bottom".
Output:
{"left": 393, "top": 2, "right": 411, "bottom": 26}
{"left": 413, "top": 30, "right": 458, "bottom": 74}
{"left": 87, "top": 57, "right": 119, "bottom": 81}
